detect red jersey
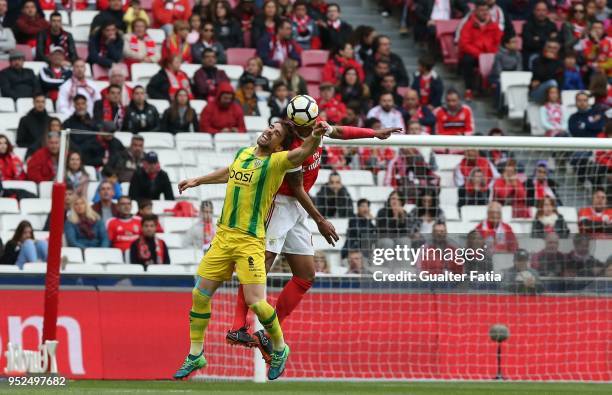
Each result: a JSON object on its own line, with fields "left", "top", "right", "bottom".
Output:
{"left": 433, "top": 105, "right": 474, "bottom": 135}
{"left": 277, "top": 135, "right": 323, "bottom": 197}
{"left": 107, "top": 216, "right": 142, "bottom": 252}
{"left": 578, "top": 207, "right": 612, "bottom": 233}
{"left": 475, "top": 220, "right": 518, "bottom": 253}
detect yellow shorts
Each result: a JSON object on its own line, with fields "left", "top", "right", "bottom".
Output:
{"left": 197, "top": 226, "right": 266, "bottom": 284}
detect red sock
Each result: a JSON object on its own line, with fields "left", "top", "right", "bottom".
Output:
{"left": 275, "top": 276, "right": 313, "bottom": 324}
{"left": 231, "top": 284, "right": 249, "bottom": 330}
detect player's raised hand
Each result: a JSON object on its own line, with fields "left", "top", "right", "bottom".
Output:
{"left": 312, "top": 122, "right": 328, "bottom": 138}
{"left": 178, "top": 178, "right": 198, "bottom": 194}
{"left": 374, "top": 127, "right": 403, "bottom": 139}
{"left": 317, "top": 218, "right": 339, "bottom": 246}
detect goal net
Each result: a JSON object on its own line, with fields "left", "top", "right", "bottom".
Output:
{"left": 174, "top": 133, "right": 611, "bottom": 382}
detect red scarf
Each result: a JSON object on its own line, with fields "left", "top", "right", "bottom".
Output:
{"left": 102, "top": 99, "right": 124, "bottom": 127}
{"left": 544, "top": 103, "right": 563, "bottom": 131}
{"left": 68, "top": 77, "right": 96, "bottom": 101}
{"left": 165, "top": 34, "right": 190, "bottom": 61}
{"left": 571, "top": 20, "right": 586, "bottom": 39}
{"left": 419, "top": 74, "right": 432, "bottom": 105}
{"left": 203, "top": 220, "right": 214, "bottom": 247}
{"left": 166, "top": 69, "right": 193, "bottom": 99}
{"left": 44, "top": 29, "right": 69, "bottom": 56}
{"left": 534, "top": 179, "right": 555, "bottom": 201}
{"left": 135, "top": 236, "right": 165, "bottom": 265}
{"left": 130, "top": 34, "right": 156, "bottom": 58}
{"left": 292, "top": 14, "right": 312, "bottom": 35}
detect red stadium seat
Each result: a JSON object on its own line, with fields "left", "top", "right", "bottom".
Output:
{"left": 298, "top": 66, "right": 322, "bottom": 83}
{"left": 512, "top": 20, "right": 525, "bottom": 35}
{"left": 226, "top": 48, "right": 256, "bottom": 67}
{"left": 307, "top": 83, "right": 319, "bottom": 98}
{"left": 301, "top": 50, "right": 330, "bottom": 67}
{"left": 0, "top": 60, "right": 8, "bottom": 71}
{"left": 75, "top": 43, "right": 88, "bottom": 60}
{"left": 140, "top": 0, "right": 153, "bottom": 10}
{"left": 92, "top": 64, "right": 109, "bottom": 80}
{"left": 397, "top": 86, "right": 410, "bottom": 98}
{"left": 478, "top": 53, "right": 496, "bottom": 88}
{"left": 435, "top": 20, "right": 461, "bottom": 66}
{"left": 435, "top": 19, "right": 461, "bottom": 38}
{"left": 15, "top": 44, "right": 33, "bottom": 61}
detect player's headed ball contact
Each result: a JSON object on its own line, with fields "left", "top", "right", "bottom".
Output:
{"left": 287, "top": 95, "right": 318, "bottom": 127}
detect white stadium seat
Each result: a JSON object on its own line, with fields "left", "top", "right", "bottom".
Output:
{"left": 435, "top": 154, "right": 463, "bottom": 171}
{"left": 557, "top": 206, "right": 578, "bottom": 223}
{"left": 445, "top": 221, "right": 476, "bottom": 234}
{"left": 527, "top": 103, "right": 545, "bottom": 136}
{"left": 3, "top": 113, "right": 22, "bottom": 131}
{"left": 23, "top": 263, "right": 47, "bottom": 272}
{"left": 62, "top": 247, "right": 84, "bottom": 263}
{"left": 113, "top": 131, "right": 133, "bottom": 147}
{"left": 168, "top": 248, "right": 203, "bottom": 265}
{"left": 38, "top": 181, "right": 54, "bottom": 199}
{"left": 84, "top": 248, "right": 124, "bottom": 264}
{"left": 0, "top": 265, "right": 21, "bottom": 273}
{"left": 199, "top": 183, "right": 227, "bottom": 200}
{"left": 180, "top": 63, "right": 200, "bottom": 78}
{"left": 190, "top": 100, "right": 207, "bottom": 115}
{"left": 147, "top": 28, "right": 165, "bottom": 44}
{"left": 71, "top": 10, "right": 98, "bottom": 26}
{"left": 244, "top": 116, "right": 268, "bottom": 133}
{"left": 262, "top": 66, "right": 280, "bottom": 81}
{"left": 66, "top": 25, "right": 90, "bottom": 43}
{"left": 460, "top": 205, "right": 488, "bottom": 222}
{"left": 492, "top": 253, "right": 514, "bottom": 272}
{"left": 89, "top": 80, "right": 109, "bottom": 92}
{"left": 105, "top": 264, "right": 145, "bottom": 274}
{"left": 358, "top": 186, "right": 394, "bottom": 203}
{"left": 1, "top": 214, "right": 44, "bottom": 231}
{"left": 500, "top": 71, "right": 532, "bottom": 120}
{"left": 2, "top": 180, "right": 38, "bottom": 195}
{"left": 519, "top": 238, "right": 545, "bottom": 254}
{"left": 20, "top": 198, "right": 52, "bottom": 214}
{"left": 84, "top": 166, "right": 98, "bottom": 181}
{"left": 337, "top": 170, "right": 375, "bottom": 186}
{"left": 439, "top": 188, "right": 458, "bottom": 208}
{"left": 199, "top": 152, "right": 235, "bottom": 169}
{"left": 156, "top": 149, "right": 184, "bottom": 167}
{"left": 152, "top": 200, "right": 178, "bottom": 215}
{"left": 64, "top": 263, "right": 105, "bottom": 274}
{"left": 175, "top": 132, "right": 213, "bottom": 150}
{"left": 131, "top": 63, "right": 160, "bottom": 84}
{"left": 161, "top": 217, "right": 196, "bottom": 233}
{"left": 147, "top": 265, "right": 188, "bottom": 274}
{"left": 215, "top": 132, "right": 251, "bottom": 152}
{"left": 23, "top": 61, "right": 47, "bottom": 77}
{"left": 0, "top": 97, "right": 15, "bottom": 112}
{"left": 147, "top": 99, "right": 170, "bottom": 115}
{"left": 0, "top": 198, "right": 19, "bottom": 214}
{"left": 141, "top": 131, "right": 175, "bottom": 148}
{"left": 217, "top": 64, "right": 244, "bottom": 80}
{"left": 441, "top": 205, "right": 460, "bottom": 221}
{"left": 156, "top": 233, "right": 184, "bottom": 248}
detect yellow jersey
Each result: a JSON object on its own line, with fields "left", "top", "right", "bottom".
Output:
{"left": 218, "top": 146, "right": 293, "bottom": 238}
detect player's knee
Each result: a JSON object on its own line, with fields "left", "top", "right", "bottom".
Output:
{"left": 296, "top": 266, "right": 315, "bottom": 282}
{"left": 242, "top": 285, "right": 265, "bottom": 306}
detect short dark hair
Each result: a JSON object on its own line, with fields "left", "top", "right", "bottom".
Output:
{"left": 364, "top": 117, "right": 380, "bottom": 128}
{"left": 138, "top": 199, "right": 152, "bottom": 210}
{"left": 272, "top": 80, "right": 287, "bottom": 92}
{"left": 446, "top": 87, "right": 460, "bottom": 97}
{"left": 418, "top": 54, "right": 435, "bottom": 71}
{"left": 141, "top": 214, "right": 158, "bottom": 226}
{"left": 73, "top": 94, "right": 87, "bottom": 103}
{"left": 131, "top": 134, "right": 144, "bottom": 142}
{"left": 276, "top": 17, "right": 292, "bottom": 32}
{"left": 357, "top": 198, "right": 370, "bottom": 207}
{"left": 474, "top": 0, "right": 488, "bottom": 8}
{"left": 327, "top": 3, "right": 340, "bottom": 12}
{"left": 33, "top": 92, "right": 46, "bottom": 100}
{"left": 202, "top": 48, "right": 216, "bottom": 58}
{"left": 118, "top": 196, "right": 131, "bottom": 204}
{"left": 108, "top": 84, "right": 122, "bottom": 92}
{"left": 50, "top": 11, "right": 62, "bottom": 19}
{"left": 502, "top": 34, "right": 517, "bottom": 46}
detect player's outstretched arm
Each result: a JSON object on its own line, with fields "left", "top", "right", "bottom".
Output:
{"left": 178, "top": 167, "right": 230, "bottom": 194}
{"left": 286, "top": 171, "right": 339, "bottom": 246}
{"left": 327, "top": 125, "right": 402, "bottom": 140}
{"left": 287, "top": 123, "right": 325, "bottom": 167}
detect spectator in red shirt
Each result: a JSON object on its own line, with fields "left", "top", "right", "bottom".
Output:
{"left": 322, "top": 42, "right": 364, "bottom": 84}
{"left": 26, "top": 131, "right": 59, "bottom": 183}
{"left": 317, "top": 82, "right": 346, "bottom": 125}
{"left": 458, "top": 0, "right": 503, "bottom": 96}
{"left": 162, "top": 20, "right": 192, "bottom": 63}
{"left": 454, "top": 148, "right": 499, "bottom": 188}
{"left": 433, "top": 89, "right": 475, "bottom": 135}
{"left": 107, "top": 196, "right": 142, "bottom": 252}
{"left": 475, "top": 201, "right": 518, "bottom": 253}
{"left": 199, "top": 82, "right": 246, "bottom": 134}
{"left": 418, "top": 222, "right": 464, "bottom": 275}
{"left": 193, "top": 48, "right": 230, "bottom": 101}
{"left": 592, "top": 124, "right": 612, "bottom": 190}
{"left": 492, "top": 159, "right": 530, "bottom": 218}
{"left": 15, "top": 0, "right": 49, "bottom": 47}
{"left": 0, "top": 134, "right": 26, "bottom": 181}
{"left": 152, "top": 0, "right": 191, "bottom": 35}
{"left": 575, "top": 21, "right": 612, "bottom": 78}
{"left": 578, "top": 189, "right": 612, "bottom": 235}
{"left": 257, "top": 18, "right": 302, "bottom": 68}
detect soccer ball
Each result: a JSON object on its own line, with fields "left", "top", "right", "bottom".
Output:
{"left": 287, "top": 95, "right": 318, "bottom": 126}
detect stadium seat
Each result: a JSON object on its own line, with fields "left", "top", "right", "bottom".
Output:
{"left": 2, "top": 180, "right": 37, "bottom": 196}
{"left": 527, "top": 103, "right": 545, "bottom": 136}
{"left": 13, "top": 147, "right": 26, "bottom": 161}
{"left": 512, "top": 20, "right": 525, "bottom": 35}
{"left": 307, "top": 83, "right": 320, "bottom": 98}
{"left": 62, "top": 247, "right": 84, "bottom": 263}
{"left": 262, "top": 66, "right": 280, "bottom": 81}
{"left": 175, "top": 132, "right": 213, "bottom": 151}
{"left": 3, "top": 130, "right": 16, "bottom": 145}
{"left": 161, "top": 217, "right": 196, "bottom": 233}
{"left": 131, "top": 63, "right": 160, "bottom": 84}
{"left": 357, "top": 186, "right": 394, "bottom": 203}
{"left": 66, "top": 26, "right": 90, "bottom": 43}
{"left": 315, "top": 168, "right": 332, "bottom": 185}
{"left": 22, "top": 262, "right": 47, "bottom": 272}
{"left": 492, "top": 253, "right": 513, "bottom": 272}
{"left": 84, "top": 166, "right": 98, "bottom": 181}
{"left": 337, "top": 170, "right": 375, "bottom": 186}
{"left": 105, "top": 264, "right": 145, "bottom": 274}
{"left": 169, "top": 248, "right": 203, "bottom": 265}
{"left": 147, "top": 28, "right": 165, "bottom": 44}
{"left": 199, "top": 152, "right": 234, "bottom": 169}
{"left": 0, "top": 198, "right": 19, "bottom": 214}
{"left": 86, "top": 182, "right": 101, "bottom": 202}
{"left": 92, "top": 64, "right": 110, "bottom": 80}
{"left": 190, "top": 99, "right": 207, "bottom": 115}
{"left": 445, "top": 221, "right": 477, "bottom": 234}
{"left": 140, "top": 0, "right": 153, "bottom": 10}
{"left": 38, "top": 181, "right": 53, "bottom": 199}
{"left": 0, "top": 97, "right": 15, "bottom": 112}
{"left": 226, "top": 48, "right": 256, "bottom": 67}
{"left": 75, "top": 43, "right": 88, "bottom": 60}
{"left": 557, "top": 206, "right": 578, "bottom": 223}
{"left": 140, "top": 132, "right": 175, "bottom": 149}
{"left": 298, "top": 67, "right": 322, "bottom": 83}
{"left": 71, "top": 10, "right": 97, "bottom": 27}
{"left": 436, "top": 27, "right": 460, "bottom": 66}
{"left": 16, "top": 97, "right": 54, "bottom": 114}
{"left": 257, "top": 101, "right": 271, "bottom": 119}
{"left": 84, "top": 248, "right": 124, "bottom": 264}
{"left": 441, "top": 205, "right": 460, "bottom": 221}
{"left": 435, "top": 153, "right": 464, "bottom": 171}
{"left": 244, "top": 116, "right": 268, "bottom": 133}
{"left": 15, "top": 44, "right": 33, "bottom": 61}
{"left": 500, "top": 71, "right": 532, "bottom": 120}
{"left": 114, "top": 131, "right": 133, "bottom": 147}
{"left": 24, "top": 61, "right": 46, "bottom": 76}
{"left": 156, "top": 233, "right": 183, "bottom": 248}
{"left": 301, "top": 50, "right": 329, "bottom": 67}
{"left": 199, "top": 183, "right": 227, "bottom": 200}
{"left": 152, "top": 200, "right": 177, "bottom": 215}
{"left": 157, "top": 149, "right": 197, "bottom": 167}
{"left": 20, "top": 198, "right": 52, "bottom": 214}
{"left": 214, "top": 132, "right": 251, "bottom": 152}
{"left": 312, "top": 235, "right": 343, "bottom": 251}
{"left": 180, "top": 63, "right": 200, "bottom": 79}
{"left": 478, "top": 53, "right": 496, "bottom": 86}
{"left": 460, "top": 205, "right": 488, "bottom": 222}
{"left": 164, "top": 167, "right": 180, "bottom": 183}
{"left": 43, "top": 10, "right": 69, "bottom": 24}
{"left": 4, "top": 113, "right": 22, "bottom": 131}
{"left": 89, "top": 80, "right": 108, "bottom": 93}
{"left": 217, "top": 64, "right": 244, "bottom": 80}
{"left": 63, "top": 263, "right": 105, "bottom": 273}
{"left": 519, "top": 238, "right": 545, "bottom": 253}
{"left": 508, "top": 222, "right": 531, "bottom": 233}
{"left": 439, "top": 188, "right": 459, "bottom": 208}
{"left": 0, "top": 265, "right": 21, "bottom": 273}
{"left": 146, "top": 265, "right": 188, "bottom": 274}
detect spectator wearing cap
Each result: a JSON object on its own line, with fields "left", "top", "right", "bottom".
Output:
{"left": 322, "top": 42, "right": 363, "bottom": 84}
{"left": 123, "top": 85, "right": 160, "bottom": 133}
{"left": 16, "top": 93, "right": 51, "bottom": 150}
{"left": 191, "top": 21, "right": 227, "bottom": 65}
{"left": 578, "top": 189, "right": 612, "bottom": 235}
{"left": 26, "top": 131, "right": 60, "bottom": 182}
{"left": 239, "top": 57, "right": 270, "bottom": 92}
{"left": 319, "top": 3, "right": 353, "bottom": 51}
{"left": 401, "top": 88, "right": 436, "bottom": 134}
{"left": 0, "top": 8, "right": 15, "bottom": 60}
{"left": 212, "top": 0, "right": 243, "bottom": 49}
{"left": 152, "top": 0, "right": 191, "bottom": 35}
{"left": 317, "top": 82, "right": 346, "bottom": 125}
{"left": 39, "top": 46, "right": 72, "bottom": 102}
{"left": 91, "top": 0, "right": 127, "bottom": 34}
{"left": 35, "top": 11, "right": 76, "bottom": 64}
{"left": 147, "top": 54, "right": 192, "bottom": 101}
{"left": 0, "top": 51, "right": 41, "bottom": 100}
{"left": 257, "top": 18, "right": 302, "bottom": 68}
{"left": 474, "top": 201, "right": 518, "bottom": 253}
{"left": 123, "top": 18, "right": 160, "bottom": 69}
{"left": 251, "top": 0, "right": 281, "bottom": 49}
{"left": 57, "top": 59, "right": 101, "bottom": 117}
{"left": 521, "top": 1, "right": 558, "bottom": 70}
{"left": 80, "top": 122, "right": 127, "bottom": 168}
{"left": 291, "top": 0, "right": 320, "bottom": 50}
{"left": 529, "top": 40, "right": 563, "bottom": 104}
{"left": 88, "top": 21, "right": 124, "bottom": 70}
{"left": 367, "top": 92, "right": 405, "bottom": 130}
{"left": 93, "top": 84, "right": 125, "bottom": 131}
{"left": 129, "top": 152, "right": 175, "bottom": 201}
{"left": 193, "top": 48, "right": 230, "bottom": 101}
{"left": 199, "top": 82, "right": 246, "bottom": 134}
{"left": 14, "top": 0, "right": 48, "bottom": 46}
{"left": 565, "top": 234, "right": 606, "bottom": 277}
{"left": 63, "top": 95, "right": 97, "bottom": 144}
{"left": 568, "top": 92, "right": 605, "bottom": 139}
{"left": 129, "top": 214, "right": 170, "bottom": 269}
{"left": 433, "top": 89, "right": 475, "bottom": 135}
{"left": 161, "top": 20, "right": 191, "bottom": 63}
{"left": 411, "top": 55, "right": 444, "bottom": 108}
{"left": 365, "top": 35, "right": 409, "bottom": 87}
{"left": 502, "top": 249, "right": 543, "bottom": 294}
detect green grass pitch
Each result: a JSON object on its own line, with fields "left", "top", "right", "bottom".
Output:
{"left": 3, "top": 380, "right": 611, "bottom": 395}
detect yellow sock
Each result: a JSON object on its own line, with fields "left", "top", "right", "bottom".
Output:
{"left": 189, "top": 287, "right": 211, "bottom": 355}
{"left": 250, "top": 300, "right": 285, "bottom": 351}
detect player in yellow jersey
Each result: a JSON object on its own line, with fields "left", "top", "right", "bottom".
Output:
{"left": 173, "top": 121, "right": 325, "bottom": 381}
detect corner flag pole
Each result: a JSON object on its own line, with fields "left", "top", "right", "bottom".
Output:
{"left": 42, "top": 129, "right": 69, "bottom": 344}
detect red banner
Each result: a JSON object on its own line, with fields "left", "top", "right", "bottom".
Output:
{"left": 0, "top": 290, "right": 610, "bottom": 381}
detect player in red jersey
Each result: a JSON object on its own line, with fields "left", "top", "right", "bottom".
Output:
{"left": 226, "top": 112, "right": 401, "bottom": 362}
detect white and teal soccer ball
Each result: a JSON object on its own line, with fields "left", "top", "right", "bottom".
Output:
{"left": 287, "top": 95, "right": 318, "bottom": 126}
